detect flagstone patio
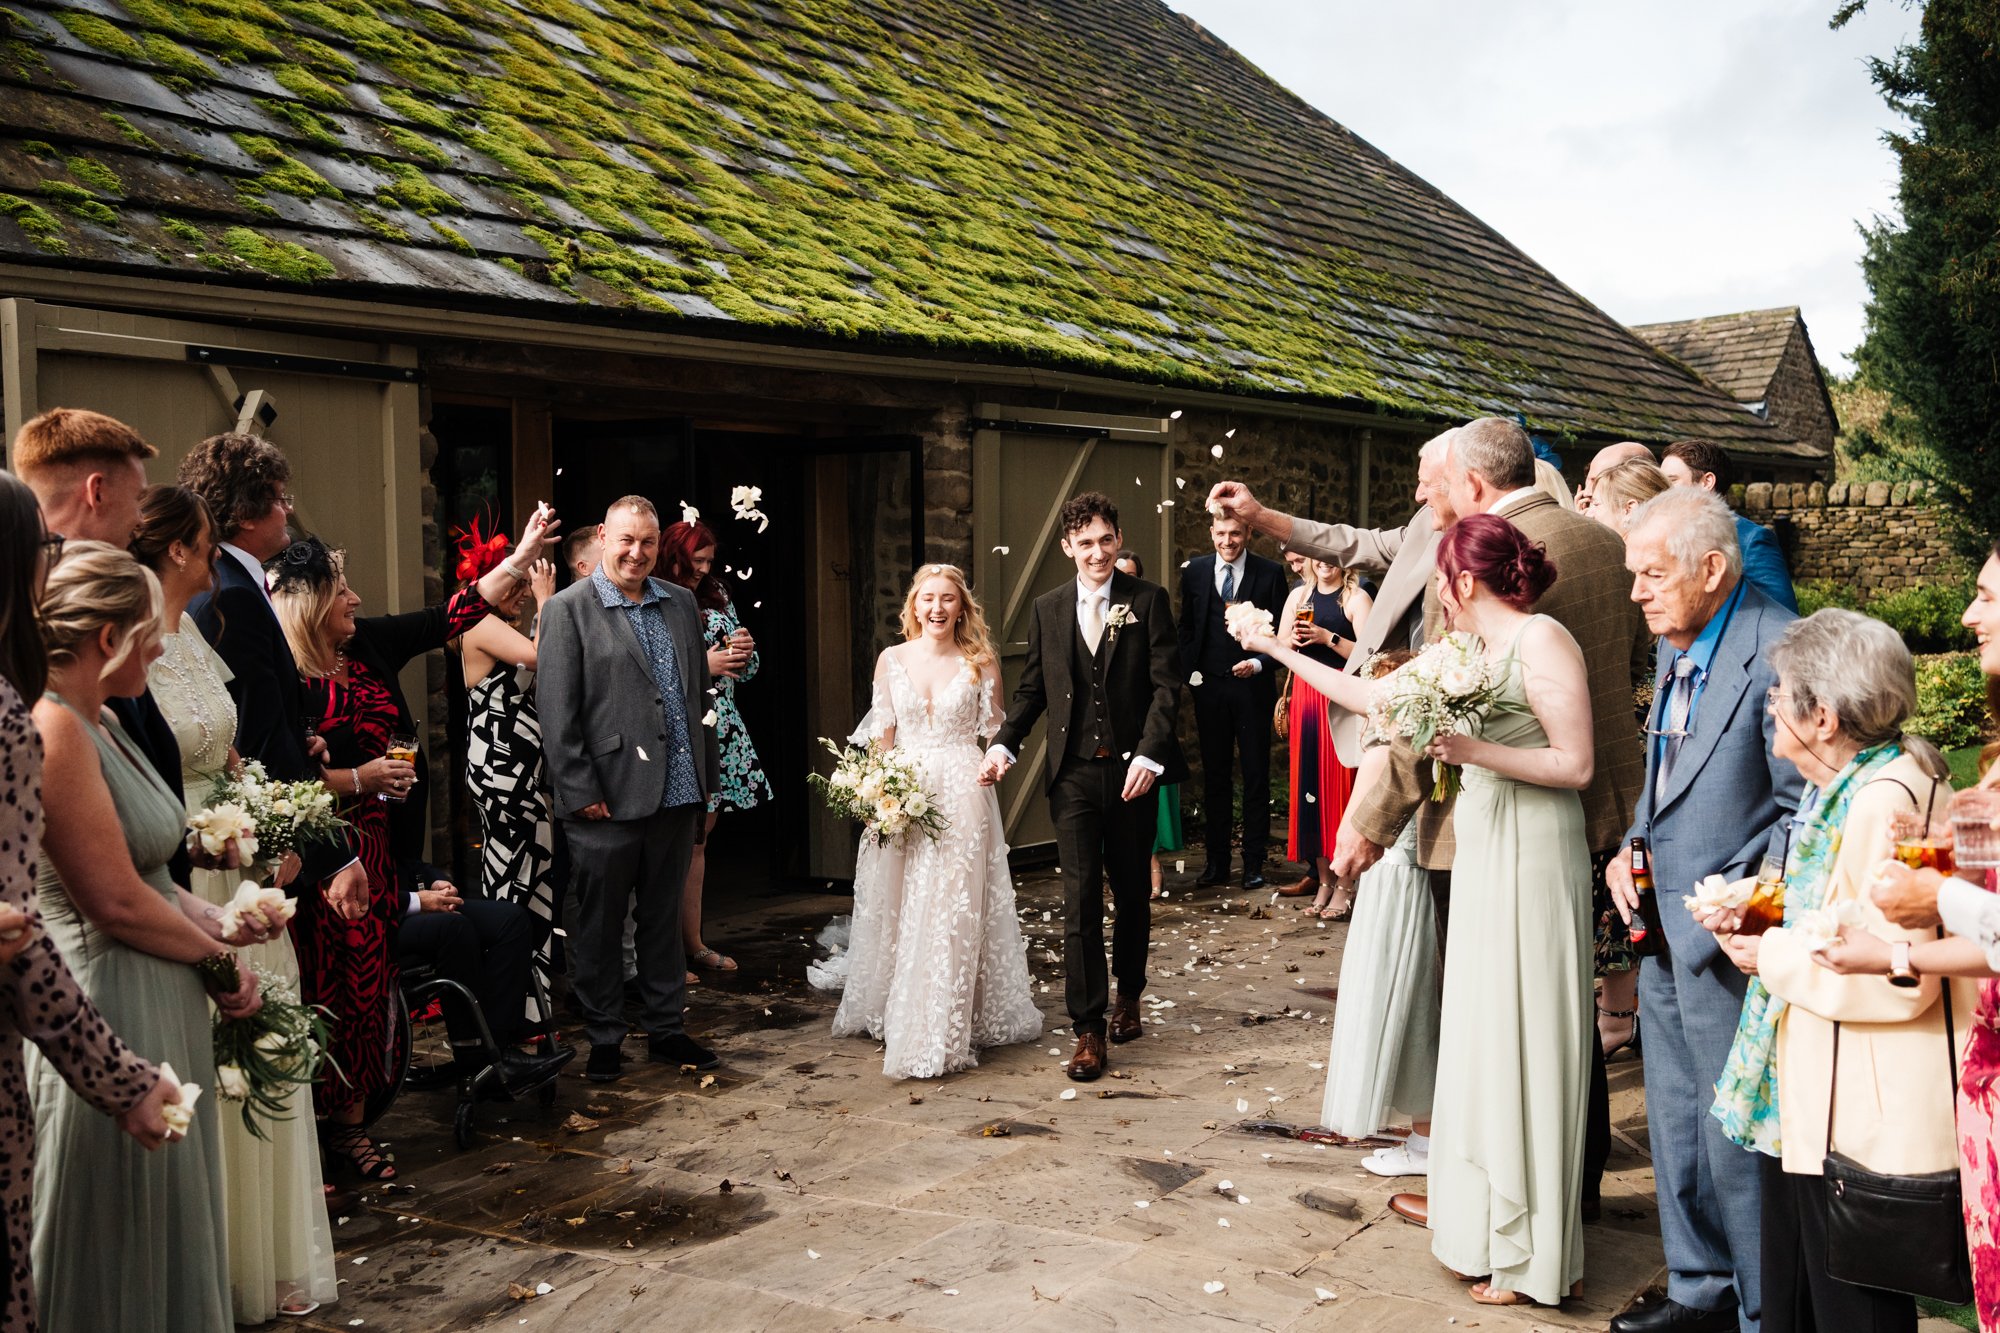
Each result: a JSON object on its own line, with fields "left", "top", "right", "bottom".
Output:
{"left": 290, "top": 865, "right": 1675, "bottom": 1333}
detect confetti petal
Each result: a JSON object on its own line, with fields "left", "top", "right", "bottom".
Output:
{"left": 1315, "top": 1287, "right": 1336, "bottom": 1302}
{"left": 1059, "top": 1088, "right": 1077, "bottom": 1100}
{"left": 1169, "top": 409, "right": 1184, "bottom": 420}
{"left": 1210, "top": 444, "right": 1224, "bottom": 459}
{"left": 1202, "top": 1281, "right": 1225, "bottom": 1295}
{"left": 806, "top": 1249, "right": 821, "bottom": 1260}
{"left": 992, "top": 545, "right": 1011, "bottom": 555}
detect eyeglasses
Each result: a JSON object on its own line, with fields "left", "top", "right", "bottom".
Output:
{"left": 38, "top": 532, "right": 64, "bottom": 564}
{"left": 275, "top": 492, "right": 296, "bottom": 513}
{"left": 1765, "top": 686, "right": 1793, "bottom": 713}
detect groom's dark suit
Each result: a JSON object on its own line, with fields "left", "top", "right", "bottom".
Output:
{"left": 993, "top": 571, "right": 1187, "bottom": 1036}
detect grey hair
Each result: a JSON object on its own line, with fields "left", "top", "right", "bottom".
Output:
{"left": 1418, "top": 427, "right": 1458, "bottom": 466}
{"left": 1769, "top": 609, "right": 1950, "bottom": 777}
{"left": 1450, "top": 417, "right": 1536, "bottom": 490}
{"left": 1625, "top": 487, "right": 1743, "bottom": 581}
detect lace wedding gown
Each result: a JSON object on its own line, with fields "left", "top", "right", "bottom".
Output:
{"left": 832, "top": 650, "right": 1044, "bottom": 1078}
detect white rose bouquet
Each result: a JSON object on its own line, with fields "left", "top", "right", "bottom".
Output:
{"left": 196, "top": 760, "right": 346, "bottom": 877}
{"left": 211, "top": 973, "right": 335, "bottom": 1140}
{"left": 807, "top": 738, "right": 949, "bottom": 847}
{"left": 1372, "top": 631, "right": 1502, "bottom": 801}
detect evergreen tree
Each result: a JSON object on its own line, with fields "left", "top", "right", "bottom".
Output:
{"left": 1838, "top": 0, "right": 2000, "bottom": 549}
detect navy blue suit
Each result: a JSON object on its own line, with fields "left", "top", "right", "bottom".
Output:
{"left": 1626, "top": 583, "right": 1803, "bottom": 1329}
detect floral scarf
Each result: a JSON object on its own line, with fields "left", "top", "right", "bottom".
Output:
{"left": 1710, "top": 741, "right": 1902, "bottom": 1156}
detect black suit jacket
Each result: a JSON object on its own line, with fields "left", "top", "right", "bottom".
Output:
{"left": 108, "top": 691, "right": 192, "bottom": 889}
{"left": 190, "top": 551, "right": 352, "bottom": 889}
{"left": 993, "top": 571, "right": 1189, "bottom": 793}
{"left": 1176, "top": 552, "right": 1287, "bottom": 698}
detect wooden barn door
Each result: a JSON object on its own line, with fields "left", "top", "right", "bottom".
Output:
{"left": 972, "top": 405, "right": 1173, "bottom": 858}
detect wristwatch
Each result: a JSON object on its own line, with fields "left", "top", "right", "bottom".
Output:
{"left": 1887, "top": 939, "right": 1919, "bottom": 988}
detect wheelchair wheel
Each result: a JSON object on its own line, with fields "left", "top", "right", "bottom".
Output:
{"left": 453, "top": 1100, "right": 476, "bottom": 1150}
{"left": 538, "top": 1079, "right": 559, "bottom": 1108}
{"left": 359, "top": 989, "right": 413, "bottom": 1131}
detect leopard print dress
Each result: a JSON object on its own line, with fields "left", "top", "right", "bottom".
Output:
{"left": 0, "top": 677, "right": 157, "bottom": 1332}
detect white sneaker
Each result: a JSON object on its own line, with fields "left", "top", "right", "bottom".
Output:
{"left": 1361, "top": 1144, "right": 1430, "bottom": 1177}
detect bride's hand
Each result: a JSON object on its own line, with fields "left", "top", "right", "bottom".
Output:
{"left": 1423, "top": 732, "right": 1477, "bottom": 766}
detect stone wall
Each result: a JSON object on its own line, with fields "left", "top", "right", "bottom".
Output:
{"left": 1743, "top": 478, "right": 1963, "bottom": 594}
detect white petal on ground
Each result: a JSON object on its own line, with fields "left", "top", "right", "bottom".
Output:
{"left": 1059, "top": 1088, "right": 1077, "bottom": 1101}
{"left": 806, "top": 1249, "right": 820, "bottom": 1260}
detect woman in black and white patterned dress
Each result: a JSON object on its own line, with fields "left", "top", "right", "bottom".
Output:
{"left": 457, "top": 559, "right": 557, "bottom": 1023}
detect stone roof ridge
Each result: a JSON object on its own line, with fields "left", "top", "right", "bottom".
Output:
{"left": 0, "top": 0, "right": 1819, "bottom": 455}
{"left": 1629, "top": 306, "right": 1810, "bottom": 407}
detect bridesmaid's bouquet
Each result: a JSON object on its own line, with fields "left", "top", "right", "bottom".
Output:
{"left": 211, "top": 970, "right": 336, "bottom": 1139}
{"left": 194, "top": 761, "right": 346, "bottom": 880}
{"left": 808, "top": 738, "right": 948, "bottom": 847}
{"left": 1372, "top": 632, "right": 1502, "bottom": 801}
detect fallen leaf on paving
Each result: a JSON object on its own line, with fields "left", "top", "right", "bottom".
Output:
{"left": 481, "top": 1162, "right": 514, "bottom": 1176}
{"left": 699, "top": 1074, "right": 716, "bottom": 1089}
{"left": 562, "top": 1112, "right": 600, "bottom": 1133}
{"left": 908, "top": 1092, "right": 924, "bottom": 1104}
{"left": 507, "top": 1283, "right": 536, "bottom": 1302}
{"left": 719, "top": 1179, "right": 734, "bottom": 1194}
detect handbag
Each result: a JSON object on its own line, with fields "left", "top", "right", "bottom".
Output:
{"left": 1273, "top": 671, "right": 1293, "bottom": 740}
{"left": 1820, "top": 937, "right": 1972, "bottom": 1304}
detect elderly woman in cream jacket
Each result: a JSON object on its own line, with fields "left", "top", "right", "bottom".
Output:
{"left": 1695, "top": 609, "right": 1972, "bottom": 1333}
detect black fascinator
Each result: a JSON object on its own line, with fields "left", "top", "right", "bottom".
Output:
{"left": 266, "top": 537, "right": 340, "bottom": 595}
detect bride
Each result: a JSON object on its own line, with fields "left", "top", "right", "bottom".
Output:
{"left": 832, "top": 564, "right": 1043, "bottom": 1078}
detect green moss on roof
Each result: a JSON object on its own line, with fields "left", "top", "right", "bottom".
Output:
{"left": 0, "top": 191, "right": 64, "bottom": 252}
{"left": 0, "top": 0, "right": 1817, "bottom": 450}
{"left": 220, "top": 225, "right": 333, "bottom": 280}
{"left": 100, "top": 112, "right": 157, "bottom": 149}
{"left": 37, "top": 179, "right": 115, "bottom": 225}
{"left": 161, "top": 216, "right": 206, "bottom": 245}
{"left": 63, "top": 155, "right": 121, "bottom": 193}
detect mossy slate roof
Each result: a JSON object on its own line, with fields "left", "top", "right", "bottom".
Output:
{"left": 0, "top": 0, "right": 1811, "bottom": 453}
{"left": 1630, "top": 306, "right": 1807, "bottom": 406}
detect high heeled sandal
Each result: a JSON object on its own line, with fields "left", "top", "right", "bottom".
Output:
{"left": 324, "top": 1125, "right": 396, "bottom": 1181}
{"left": 1597, "top": 1003, "right": 1638, "bottom": 1058}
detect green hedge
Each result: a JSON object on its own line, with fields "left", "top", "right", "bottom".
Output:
{"left": 1794, "top": 576, "right": 1974, "bottom": 654}
{"left": 1910, "top": 652, "right": 1990, "bottom": 750}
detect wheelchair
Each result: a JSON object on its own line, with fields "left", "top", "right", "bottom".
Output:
{"left": 361, "top": 962, "right": 570, "bottom": 1149}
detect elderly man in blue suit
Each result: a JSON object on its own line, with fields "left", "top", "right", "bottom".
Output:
{"left": 1659, "top": 440, "right": 1797, "bottom": 614}
{"left": 1606, "top": 488, "right": 1803, "bottom": 1333}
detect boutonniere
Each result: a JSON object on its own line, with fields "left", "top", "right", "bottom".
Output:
{"left": 1105, "top": 604, "right": 1135, "bottom": 642}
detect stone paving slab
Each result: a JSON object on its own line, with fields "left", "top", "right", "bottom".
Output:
{"left": 287, "top": 866, "right": 1667, "bottom": 1332}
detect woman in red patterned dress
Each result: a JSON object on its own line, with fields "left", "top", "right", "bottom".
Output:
{"left": 269, "top": 508, "right": 557, "bottom": 1180}
{"left": 1820, "top": 541, "right": 2000, "bottom": 1330}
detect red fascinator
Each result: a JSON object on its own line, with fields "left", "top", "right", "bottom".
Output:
{"left": 451, "top": 513, "right": 510, "bottom": 585}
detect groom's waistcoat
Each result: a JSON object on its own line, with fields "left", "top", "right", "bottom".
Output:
{"left": 1067, "top": 627, "right": 1112, "bottom": 761}
{"left": 1196, "top": 588, "right": 1239, "bottom": 679}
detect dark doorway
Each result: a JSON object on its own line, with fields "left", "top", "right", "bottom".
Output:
{"left": 550, "top": 416, "right": 923, "bottom": 892}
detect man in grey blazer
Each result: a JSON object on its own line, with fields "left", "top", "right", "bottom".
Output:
{"left": 538, "top": 496, "right": 722, "bottom": 1083}
{"left": 1606, "top": 488, "right": 1803, "bottom": 1333}
{"left": 1207, "top": 427, "right": 1457, "bottom": 768}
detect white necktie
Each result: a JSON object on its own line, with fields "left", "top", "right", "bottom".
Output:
{"left": 1081, "top": 596, "right": 1104, "bottom": 653}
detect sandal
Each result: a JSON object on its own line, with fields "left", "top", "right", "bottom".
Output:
{"left": 1468, "top": 1279, "right": 1581, "bottom": 1306}
{"left": 1319, "top": 882, "right": 1355, "bottom": 921}
{"left": 1598, "top": 1004, "right": 1638, "bottom": 1058}
{"left": 324, "top": 1125, "right": 396, "bottom": 1181}
{"left": 691, "top": 948, "right": 738, "bottom": 972}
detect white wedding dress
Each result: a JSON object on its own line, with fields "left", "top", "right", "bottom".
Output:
{"left": 832, "top": 650, "right": 1044, "bottom": 1078}
{"left": 149, "top": 613, "right": 339, "bottom": 1323}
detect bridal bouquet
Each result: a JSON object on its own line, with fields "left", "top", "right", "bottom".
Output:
{"left": 195, "top": 761, "right": 346, "bottom": 878}
{"left": 808, "top": 738, "right": 948, "bottom": 847}
{"left": 211, "top": 970, "right": 335, "bottom": 1139}
{"left": 1371, "top": 632, "right": 1502, "bottom": 801}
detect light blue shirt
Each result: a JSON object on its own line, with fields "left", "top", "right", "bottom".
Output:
{"left": 1653, "top": 578, "right": 1748, "bottom": 774}
{"left": 592, "top": 567, "right": 701, "bottom": 809}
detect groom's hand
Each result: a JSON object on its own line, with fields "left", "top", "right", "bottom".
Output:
{"left": 1120, "top": 764, "right": 1157, "bottom": 802}
{"left": 978, "top": 750, "right": 1012, "bottom": 787}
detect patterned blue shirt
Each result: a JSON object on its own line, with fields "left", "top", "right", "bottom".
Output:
{"left": 592, "top": 566, "right": 702, "bottom": 808}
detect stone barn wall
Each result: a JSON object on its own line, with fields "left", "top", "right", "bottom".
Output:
{"left": 1744, "top": 479, "right": 1963, "bottom": 595}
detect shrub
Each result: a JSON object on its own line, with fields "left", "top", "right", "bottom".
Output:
{"left": 1909, "top": 652, "right": 1990, "bottom": 751}
{"left": 1792, "top": 577, "right": 1973, "bottom": 654}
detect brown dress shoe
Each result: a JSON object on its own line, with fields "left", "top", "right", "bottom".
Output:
{"left": 1388, "top": 1192, "right": 1430, "bottom": 1226}
{"left": 1277, "top": 874, "right": 1314, "bottom": 897}
{"left": 1108, "top": 995, "right": 1143, "bottom": 1044}
{"left": 1066, "top": 1033, "right": 1107, "bottom": 1081}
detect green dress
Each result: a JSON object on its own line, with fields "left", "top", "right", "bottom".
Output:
{"left": 28, "top": 697, "right": 232, "bottom": 1331}
{"left": 1153, "top": 782, "right": 1183, "bottom": 854}
{"left": 1425, "top": 621, "right": 1593, "bottom": 1305}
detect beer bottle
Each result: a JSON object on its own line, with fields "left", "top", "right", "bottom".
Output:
{"left": 1627, "top": 837, "right": 1667, "bottom": 958}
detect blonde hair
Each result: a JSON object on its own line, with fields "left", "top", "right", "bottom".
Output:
{"left": 38, "top": 540, "right": 163, "bottom": 682}
{"left": 899, "top": 564, "right": 994, "bottom": 668}
{"left": 1594, "top": 458, "right": 1672, "bottom": 530}
{"left": 1533, "top": 457, "right": 1574, "bottom": 509}
{"left": 272, "top": 549, "right": 347, "bottom": 677}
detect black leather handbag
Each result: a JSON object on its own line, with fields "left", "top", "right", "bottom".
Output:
{"left": 1820, "top": 960, "right": 1972, "bottom": 1305}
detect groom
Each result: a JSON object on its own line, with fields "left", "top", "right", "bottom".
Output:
{"left": 980, "top": 492, "right": 1187, "bottom": 1080}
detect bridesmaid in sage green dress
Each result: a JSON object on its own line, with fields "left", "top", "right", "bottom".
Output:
{"left": 1242, "top": 513, "right": 1595, "bottom": 1309}
{"left": 29, "top": 542, "right": 261, "bottom": 1332}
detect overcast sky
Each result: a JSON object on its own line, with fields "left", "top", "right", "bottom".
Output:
{"left": 1166, "top": 0, "right": 1920, "bottom": 375}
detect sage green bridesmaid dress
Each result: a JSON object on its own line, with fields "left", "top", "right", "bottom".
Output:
{"left": 1425, "top": 620, "right": 1593, "bottom": 1306}
{"left": 28, "top": 697, "right": 231, "bottom": 1331}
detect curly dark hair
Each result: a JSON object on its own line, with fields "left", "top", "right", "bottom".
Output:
{"left": 1058, "top": 491, "right": 1119, "bottom": 537}
{"left": 1662, "top": 439, "right": 1734, "bottom": 493}
{"left": 177, "top": 432, "right": 289, "bottom": 541}
{"left": 0, "top": 472, "right": 49, "bottom": 700}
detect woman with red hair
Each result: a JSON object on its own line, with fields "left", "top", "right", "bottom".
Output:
{"left": 659, "top": 521, "right": 770, "bottom": 979}
{"left": 1240, "top": 512, "right": 1597, "bottom": 1309}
